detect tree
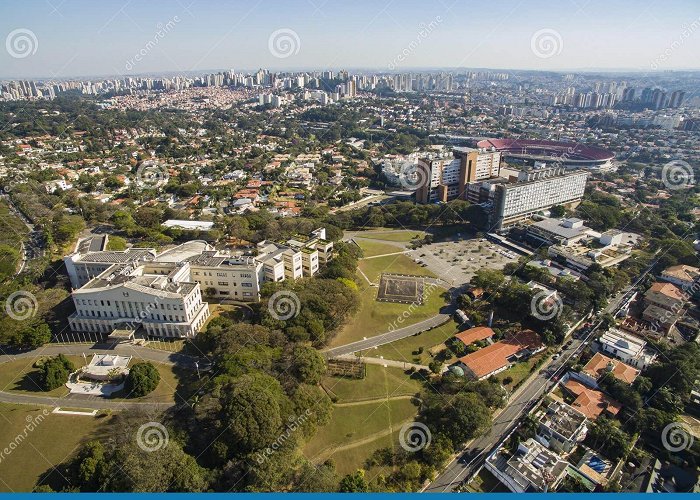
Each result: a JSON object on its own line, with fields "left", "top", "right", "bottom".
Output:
{"left": 471, "top": 269, "right": 505, "bottom": 293}
{"left": 17, "top": 322, "right": 52, "bottom": 349}
{"left": 339, "top": 470, "right": 369, "bottom": 492}
{"left": 40, "top": 354, "right": 75, "bottom": 391}
{"left": 221, "top": 373, "right": 286, "bottom": 452}
{"left": 559, "top": 475, "right": 590, "bottom": 492}
{"left": 585, "top": 417, "right": 630, "bottom": 460}
{"left": 291, "top": 345, "right": 326, "bottom": 385}
{"left": 428, "top": 360, "right": 443, "bottom": 374}
{"left": 124, "top": 362, "right": 160, "bottom": 397}
{"left": 423, "top": 392, "right": 491, "bottom": 445}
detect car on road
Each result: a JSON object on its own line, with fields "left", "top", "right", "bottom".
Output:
{"left": 552, "top": 353, "right": 560, "bottom": 360}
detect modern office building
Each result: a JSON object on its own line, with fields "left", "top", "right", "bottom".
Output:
{"left": 490, "top": 165, "right": 588, "bottom": 228}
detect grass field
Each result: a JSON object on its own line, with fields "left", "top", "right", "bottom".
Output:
{"left": 329, "top": 278, "right": 448, "bottom": 347}
{"left": 322, "top": 365, "right": 424, "bottom": 403}
{"left": 358, "top": 254, "right": 436, "bottom": 284}
{"left": 353, "top": 239, "right": 405, "bottom": 258}
{"left": 466, "top": 468, "right": 509, "bottom": 492}
{"left": 493, "top": 350, "right": 549, "bottom": 390}
{"left": 0, "top": 356, "right": 188, "bottom": 403}
{"left": 366, "top": 321, "right": 459, "bottom": 365}
{"left": 306, "top": 365, "right": 422, "bottom": 475}
{"left": 0, "top": 402, "right": 112, "bottom": 492}
{"left": 353, "top": 230, "right": 427, "bottom": 243}
{"left": 0, "top": 356, "right": 85, "bottom": 397}
{"left": 110, "top": 362, "right": 189, "bottom": 403}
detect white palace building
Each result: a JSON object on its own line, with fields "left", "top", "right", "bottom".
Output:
{"left": 64, "top": 229, "right": 333, "bottom": 338}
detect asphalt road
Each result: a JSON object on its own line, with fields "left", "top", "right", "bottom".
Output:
{"left": 322, "top": 296, "right": 455, "bottom": 359}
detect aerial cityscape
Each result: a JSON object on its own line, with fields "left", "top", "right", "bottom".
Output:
{"left": 0, "top": 0, "right": 699, "bottom": 494}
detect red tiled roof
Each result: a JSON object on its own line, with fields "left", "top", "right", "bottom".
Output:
{"left": 564, "top": 380, "right": 622, "bottom": 420}
{"left": 582, "top": 352, "right": 640, "bottom": 385}
{"left": 457, "top": 330, "right": 541, "bottom": 379}
{"left": 454, "top": 327, "right": 494, "bottom": 346}
{"left": 647, "top": 282, "right": 685, "bottom": 300}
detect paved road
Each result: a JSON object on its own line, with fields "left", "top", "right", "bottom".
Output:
{"left": 322, "top": 308, "right": 454, "bottom": 359}
{"left": 333, "top": 354, "right": 441, "bottom": 373}
{"left": 0, "top": 389, "right": 174, "bottom": 410}
{"left": 0, "top": 343, "right": 205, "bottom": 370}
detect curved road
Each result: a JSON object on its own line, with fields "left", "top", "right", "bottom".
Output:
{"left": 0, "top": 343, "right": 205, "bottom": 410}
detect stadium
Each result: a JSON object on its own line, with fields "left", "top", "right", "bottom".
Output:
{"left": 477, "top": 138, "right": 615, "bottom": 171}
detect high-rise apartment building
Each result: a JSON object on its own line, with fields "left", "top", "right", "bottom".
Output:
{"left": 415, "top": 147, "right": 501, "bottom": 204}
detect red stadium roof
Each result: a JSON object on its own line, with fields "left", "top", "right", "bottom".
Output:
{"left": 477, "top": 138, "right": 614, "bottom": 162}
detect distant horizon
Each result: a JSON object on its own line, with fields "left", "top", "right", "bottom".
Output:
{"left": 2, "top": 0, "right": 699, "bottom": 80}
{"left": 3, "top": 66, "right": 700, "bottom": 83}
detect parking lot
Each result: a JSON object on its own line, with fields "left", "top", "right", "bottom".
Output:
{"left": 407, "top": 238, "right": 518, "bottom": 287}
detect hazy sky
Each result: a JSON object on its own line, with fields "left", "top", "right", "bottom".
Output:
{"left": 1, "top": 0, "right": 699, "bottom": 79}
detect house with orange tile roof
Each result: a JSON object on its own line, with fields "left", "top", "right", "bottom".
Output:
{"left": 563, "top": 380, "right": 622, "bottom": 420}
{"left": 644, "top": 282, "right": 686, "bottom": 311}
{"left": 580, "top": 352, "right": 640, "bottom": 387}
{"left": 660, "top": 264, "right": 700, "bottom": 290}
{"left": 454, "top": 330, "right": 543, "bottom": 380}
{"left": 454, "top": 326, "right": 494, "bottom": 347}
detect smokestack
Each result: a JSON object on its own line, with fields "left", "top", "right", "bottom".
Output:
{"left": 488, "top": 310, "right": 494, "bottom": 327}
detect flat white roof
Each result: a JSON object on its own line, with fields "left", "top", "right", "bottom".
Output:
{"left": 600, "top": 329, "right": 645, "bottom": 356}
{"left": 162, "top": 219, "right": 214, "bottom": 230}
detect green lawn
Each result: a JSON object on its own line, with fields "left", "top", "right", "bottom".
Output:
{"left": 0, "top": 402, "right": 112, "bottom": 492}
{"left": 366, "top": 321, "right": 459, "bottom": 365}
{"left": 0, "top": 356, "right": 84, "bottom": 397}
{"left": 308, "top": 361, "right": 425, "bottom": 476}
{"left": 466, "top": 468, "right": 509, "bottom": 492}
{"left": 353, "top": 230, "right": 426, "bottom": 243}
{"left": 354, "top": 239, "right": 405, "bottom": 258}
{"left": 304, "top": 397, "right": 418, "bottom": 457}
{"left": 494, "top": 350, "right": 549, "bottom": 390}
{"left": 322, "top": 365, "right": 424, "bottom": 403}
{"left": 0, "top": 356, "right": 189, "bottom": 404}
{"left": 109, "top": 362, "right": 193, "bottom": 404}
{"left": 358, "top": 254, "right": 436, "bottom": 283}
{"left": 329, "top": 277, "right": 448, "bottom": 347}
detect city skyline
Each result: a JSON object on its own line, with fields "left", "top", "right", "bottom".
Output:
{"left": 2, "top": 0, "right": 700, "bottom": 79}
